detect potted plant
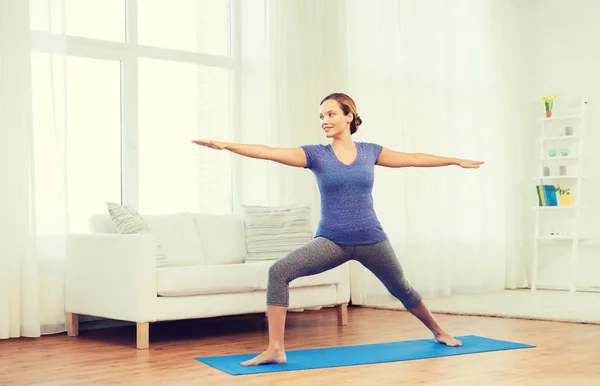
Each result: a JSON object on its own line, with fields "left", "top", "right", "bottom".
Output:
{"left": 543, "top": 95, "right": 557, "bottom": 118}
{"left": 555, "top": 185, "right": 571, "bottom": 206}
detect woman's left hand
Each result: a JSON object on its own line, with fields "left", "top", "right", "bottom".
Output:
{"left": 456, "top": 159, "right": 485, "bottom": 169}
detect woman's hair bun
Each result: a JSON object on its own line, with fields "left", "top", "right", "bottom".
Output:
{"left": 355, "top": 115, "right": 362, "bottom": 127}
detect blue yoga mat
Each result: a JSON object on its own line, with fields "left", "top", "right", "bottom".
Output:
{"left": 195, "top": 335, "right": 535, "bottom": 375}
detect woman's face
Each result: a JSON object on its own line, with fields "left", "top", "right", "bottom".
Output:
{"left": 319, "top": 99, "right": 353, "bottom": 139}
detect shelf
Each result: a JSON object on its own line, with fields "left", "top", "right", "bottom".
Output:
{"left": 535, "top": 236, "right": 586, "bottom": 241}
{"left": 532, "top": 176, "right": 584, "bottom": 180}
{"left": 536, "top": 135, "right": 583, "bottom": 142}
{"left": 531, "top": 100, "right": 588, "bottom": 294}
{"left": 532, "top": 206, "right": 583, "bottom": 210}
{"left": 541, "top": 156, "right": 581, "bottom": 161}
{"left": 539, "top": 114, "right": 585, "bottom": 122}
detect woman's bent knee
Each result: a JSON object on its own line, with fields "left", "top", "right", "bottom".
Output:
{"left": 268, "top": 260, "right": 292, "bottom": 284}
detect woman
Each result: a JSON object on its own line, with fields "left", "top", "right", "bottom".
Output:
{"left": 192, "top": 93, "right": 484, "bottom": 367}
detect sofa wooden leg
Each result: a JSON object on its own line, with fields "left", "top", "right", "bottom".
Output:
{"left": 67, "top": 313, "right": 79, "bottom": 337}
{"left": 137, "top": 322, "right": 149, "bottom": 349}
{"left": 337, "top": 303, "right": 348, "bottom": 326}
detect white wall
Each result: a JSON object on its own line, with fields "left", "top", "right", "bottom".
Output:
{"left": 517, "top": 0, "right": 600, "bottom": 291}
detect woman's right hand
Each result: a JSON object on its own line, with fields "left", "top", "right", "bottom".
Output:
{"left": 191, "top": 139, "right": 227, "bottom": 150}
{"left": 192, "top": 140, "right": 307, "bottom": 168}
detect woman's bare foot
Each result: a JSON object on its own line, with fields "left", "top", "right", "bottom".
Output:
{"left": 434, "top": 332, "right": 463, "bottom": 347}
{"left": 240, "top": 348, "right": 287, "bottom": 366}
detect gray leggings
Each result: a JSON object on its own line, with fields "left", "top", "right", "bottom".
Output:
{"left": 267, "top": 237, "right": 422, "bottom": 310}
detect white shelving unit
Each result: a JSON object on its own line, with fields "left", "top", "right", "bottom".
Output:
{"left": 531, "top": 98, "right": 588, "bottom": 293}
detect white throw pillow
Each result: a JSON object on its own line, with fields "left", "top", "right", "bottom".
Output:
{"left": 105, "top": 201, "right": 167, "bottom": 267}
{"left": 243, "top": 204, "right": 312, "bottom": 262}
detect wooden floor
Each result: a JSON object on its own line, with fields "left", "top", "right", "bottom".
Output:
{"left": 2, "top": 306, "right": 600, "bottom": 385}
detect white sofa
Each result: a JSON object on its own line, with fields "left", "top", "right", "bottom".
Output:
{"left": 65, "top": 212, "right": 350, "bottom": 349}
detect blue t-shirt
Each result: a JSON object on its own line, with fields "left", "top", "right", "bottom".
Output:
{"left": 301, "top": 141, "right": 387, "bottom": 245}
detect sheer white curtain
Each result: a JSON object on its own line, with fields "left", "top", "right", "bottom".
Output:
{"left": 0, "top": 0, "right": 68, "bottom": 339}
{"left": 238, "top": 0, "right": 348, "bottom": 225}
{"left": 31, "top": 0, "right": 69, "bottom": 335}
{"left": 491, "top": 0, "right": 529, "bottom": 291}
{"left": 0, "top": 0, "right": 39, "bottom": 339}
{"left": 345, "top": 0, "right": 526, "bottom": 306}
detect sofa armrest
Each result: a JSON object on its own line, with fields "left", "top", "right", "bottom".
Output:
{"left": 65, "top": 234, "right": 158, "bottom": 323}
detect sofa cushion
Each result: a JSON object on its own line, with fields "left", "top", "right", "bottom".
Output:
{"left": 156, "top": 263, "right": 261, "bottom": 296}
{"left": 192, "top": 213, "right": 247, "bottom": 265}
{"left": 243, "top": 204, "right": 313, "bottom": 262}
{"left": 252, "top": 260, "right": 344, "bottom": 290}
{"left": 144, "top": 213, "right": 206, "bottom": 267}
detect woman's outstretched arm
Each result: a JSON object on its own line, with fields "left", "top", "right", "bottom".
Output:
{"left": 191, "top": 139, "right": 307, "bottom": 168}
{"left": 376, "top": 147, "right": 484, "bottom": 169}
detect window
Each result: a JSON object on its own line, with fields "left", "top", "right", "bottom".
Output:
{"left": 138, "top": 58, "right": 233, "bottom": 214}
{"left": 66, "top": 57, "right": 122, "bottom": 231}
{"left": 138, "top": 0, "right": 230, "bottom": 56}
{"left": 32, "top": 1, "right": 237, "bottom": 231}
{"left": 65, "top": 0, "right": 126, "bottom": 42}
